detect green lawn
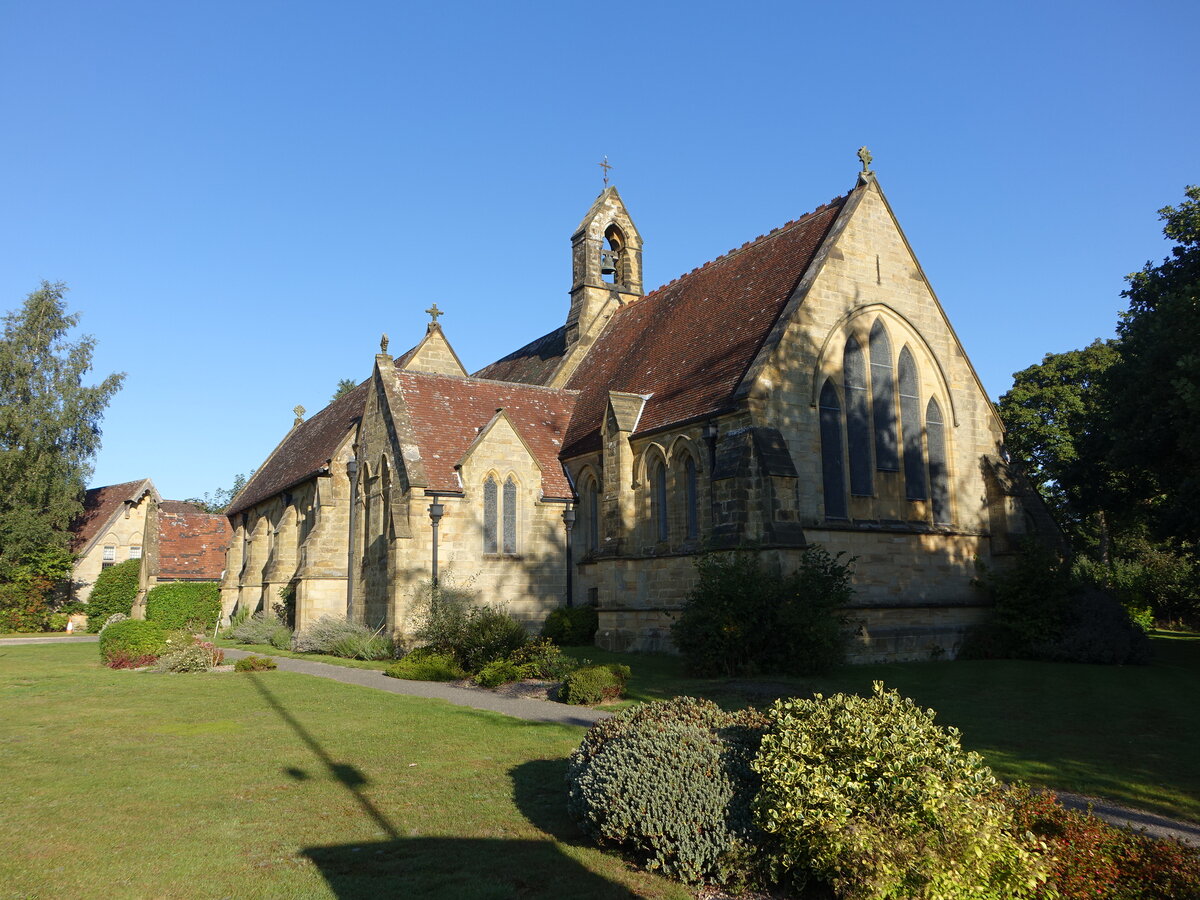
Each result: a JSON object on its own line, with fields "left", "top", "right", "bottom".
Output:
{"left": 566, "top": 631, "right": 1200, "bottom": 824}
{"left": 0, "top": 642, "right": 688, "bottom": 899}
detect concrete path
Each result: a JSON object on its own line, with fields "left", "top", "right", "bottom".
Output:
{"left": 219, "top": 647, "right": 611, "bottom": 728}
{"left": 1057, "top": 791, "right": 1200, "bottom": 848}
{"left": 0, "top": 634, "right": 98, "bottom": 644}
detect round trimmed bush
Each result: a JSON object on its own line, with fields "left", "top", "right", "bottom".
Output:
{"left": 567, "top": 697, "right": 769, "bottom": 886}
{"left": 559, "top": 663, "right": 629, "bottom": 705}
{"left": 99, "top": 619, "right": 167, "bottom": 668}
{"left": 752, "top": 682, "right": 1047, "bottom": 899}
{"left": 145, "top": 582, "right": 221, "bottom": 632}
{"left": 85, "top": 559, "right": 141, "bottom": 632}
{"left": 384, "top": 649, "right": 466, "bottom": 682}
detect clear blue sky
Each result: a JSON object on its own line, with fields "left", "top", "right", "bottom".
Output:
{"left": 2, "top": 0, "right": 1196, "bottom": 502}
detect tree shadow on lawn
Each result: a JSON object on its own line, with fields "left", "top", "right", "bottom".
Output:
{"left": 247, "top": 674, "right": 636, "bottom": 898}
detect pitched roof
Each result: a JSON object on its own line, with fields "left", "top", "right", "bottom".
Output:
{"left": 157, "top": 508, "right": 232, "bottom": 580}
{"left": 560, "top": 193, "right": 847, "bottom": 456}
{"left": 70, "top": 478, "right": 156, "bottom": 552}
{"left": 392, "top": 372, "right": 577, "bottom": 499}
{"left": 471, "top": 324, "right": 567, "bottom": 385}
{"left": 226, "top": 381, "right": 369, "bottom": 516}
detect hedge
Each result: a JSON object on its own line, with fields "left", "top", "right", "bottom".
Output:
{"left": 144, "top": 582, "right": 222, "bottom": 632}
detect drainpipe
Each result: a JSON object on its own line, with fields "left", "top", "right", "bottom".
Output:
{"left": 562, "top": 504, "right": 576, "bottom": 607}
{"left": 345, "top": 457, "right": 359, "bottom": 621}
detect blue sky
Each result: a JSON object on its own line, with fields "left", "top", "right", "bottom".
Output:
{"left": 2, "top": 1, "right": 1196, "bottom": 502}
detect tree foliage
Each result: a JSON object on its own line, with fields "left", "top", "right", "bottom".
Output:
{"left": 185, "top": 470, "right": 253, "bottom": 513}
{"left": 0, "top": 282, "right": 123, "bottom": 566}
{"left": 1106, "top": 185, "right": 1200, "bottom": 541}
{"left": 332, "top": 378, "right": 357, "bottom": 401}
{"left": 997, "top": 340, "right": 1124, "bottom": 551}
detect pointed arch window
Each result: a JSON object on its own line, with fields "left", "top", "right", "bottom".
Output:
{"left": 870, "top": 320, "right": 899, "bottom": 472}
{"left": 898, "top": 347, "right": 927, "bottom": 501}
{"left": 650, "top": 457, "right": 668, "bottom": 542}
{"left": 684, "top": 455, "right": 699, "bottom": 540}
{"left": 483, "top": 475, "right": 499, "bottom": 554}
{"left": 602, "top": 225, "right": 625, "bottom": 285}
{"left": 503, "top": 477, "right": 518, "bottom": 554}
{"left": 926, "top": 398, "right": 950, "bottom": 524}
{"left": 844, "top": 336, "right": 872, "bottom": 496}
{"left": 819, "top": 379, "right": 848, "bottom": 518}
{"left": 583, "top": 475, "right": 600, "bottom": 552}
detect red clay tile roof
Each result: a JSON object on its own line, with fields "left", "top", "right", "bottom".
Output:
{"left": 393, "top": 372, "right": 578, "bottom": 499}
{"left": 472, "top": 325, "right": 567, "bottom": 385}
{"left": 158, "top": 499, "right": 205, "bottom": 515}
{"left": 70, "top": 479, "right": 154, "bottom": 553}
{"left": 157, "top": 509, "right": 232, "bottom": 580}
{"left": 227, "top": 382, "right": 369, "bottom": 516}
{"left": 560, "top": 195, "right": 847, "bottom": 457}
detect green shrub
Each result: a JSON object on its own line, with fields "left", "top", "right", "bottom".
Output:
{"left": 672, "top": 546, "right": 852, "bottom": 677}
{"left": 751, "top": 682, "right": 1047, "bottom": 899}
{"left": 1076, "top": 542, "right": 1200, "bottom": 630}
{"left": 234, "top": 655, "right": 277, "bottom": 672}
{"left": 226, "top": 604, "right": 252, "bottom": 631}
{"left": 99, "top": 619, "right": 167, "bottom": 668}
{"left": 1003, "top": 786, "right": 1200, "bottom": 900}
{"left": 409, "top": 575, "right": 479, "bottom": 651}
{"left": 559, "top": 664, "right": 629, "bottom": 705}
{"left": 228, "top": 612, "right": 292, "bottom": 650}
{"left": 85, "top": 559, "right": 141, "bottom": 632}
{"left": 508, "top": 637, "right": 579, "bottom": 680}
{"left": 474, "top": 658, "right": 522, "bottom": 687}
{"left": 540, "top": 605, "right": 599, "bottom": 646}
{"left": 567, "top": 697, "right": 769, "bottom": 886}
{"left": 292, "top": 615, "right": 393, "bottom": 660}
{"left": 969, "top": 543, "right": 1150, "bottom": 664}
{"left": 384, "top": 648, "right": 466, "bottom": 682}
{"left": 144, "top": 582, "right": 221, "bottom": 632}
{"left": 157, "top": 640, "right": 224, "bottom": 673}
{"left": 47, "top": 612, "right": 69, "bottom": 631}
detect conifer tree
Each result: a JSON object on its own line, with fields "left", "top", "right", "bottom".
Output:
{"left": 0, "top": 282, "right": 124, "bottom": 567}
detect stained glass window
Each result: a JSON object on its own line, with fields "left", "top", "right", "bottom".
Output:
{"left": 870, "top": 320, "right": 898, "bottom": 472}
{"left": 844, "top": 336, "right": 872, "bottom": 495}
{"left": 684, "top": 455, "right": 698, "bottom": 539}
{"left": 898, "top": 347, "right": 927, "bottom": 501}
{"left": 483, "top": 476, "right": 498, "bottom": 553}
{"left": 927, "top": 398, "right": 950, "bottom": 524}
{"left": 503, "top": 477, "right": 517, "bottom": 554}
{"left": 819, "top": 379, "right": 848, "bottom": 518}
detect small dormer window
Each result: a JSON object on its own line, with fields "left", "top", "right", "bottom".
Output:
{"left": 601, "top": 225, "right": 625, "bottom": 284}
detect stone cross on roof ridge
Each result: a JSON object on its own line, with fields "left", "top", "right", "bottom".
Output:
{"left": 426, "top": 303, "right": 444, "bottom": 325}
{"left": 599, "top": 156, "right": 611, "bottom": 187}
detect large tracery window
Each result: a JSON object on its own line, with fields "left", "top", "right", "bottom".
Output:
{"left": 823, "top": 320, "right": 952, "bottom": 525}
{"left": 582, "top": 474, "right": 600, "bottom": 553}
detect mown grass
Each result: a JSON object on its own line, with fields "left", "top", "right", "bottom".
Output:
{"left": 565, "top": 631, "right": 1200, "bottom": 824}
{"left": 0, "top": 642, "right": 688, "bottom": 900}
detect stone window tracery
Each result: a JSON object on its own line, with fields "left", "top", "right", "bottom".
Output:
{"left": 927, "top": 398, "right": 950, "bottom": 524}
{"left": 503, "top": 476, "right": 518, "bottom": 555}
{"left": 819, "top": 379, "right": 848, "bottom": 518}
{"left": 870, "top": 319, "right": 899, "bottom": 472}
{"left": 843, "top": 336, "right": 872, "bottom": 496}
{"left": 684, "top": 455, "right": 699, "bottom": 540}
{"left": 483, "top": 475, "right": 498, "bottom": 554}
{"left": 898, "top": 347, "right": 927, "bottom": 501}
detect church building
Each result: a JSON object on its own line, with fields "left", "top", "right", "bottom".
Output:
{"left": 221, "top": 158, "right": 1052, "bottom": 662}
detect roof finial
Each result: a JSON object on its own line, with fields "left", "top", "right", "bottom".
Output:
{"left": 857, "top": 145, "right": 874, "bottom": 176}
{"left": 380, "top": 333, "right": 389, "bottom": 353}
{"left": 293, "top": 404, "right": 306, "bottom": 425}
{"left": 599, "top": 155, "right": 612, "bottom": 187}
{"left": 426, "top": 303, "right": 443, "bottom": 326}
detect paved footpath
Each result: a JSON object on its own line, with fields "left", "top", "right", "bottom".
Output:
{"left": 6, "top": 636, "right": 1197, "bottom": 846}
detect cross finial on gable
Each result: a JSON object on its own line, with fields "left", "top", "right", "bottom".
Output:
{"left": 857, "top": 146, "right": 874, "bottom": 175}
{"left": 599, "top": 156, "right": 612, "bottom": 187}
{"left": 293, "top": 404, "right": 306, "bottom": 425}
{"left": 426, "top": 303, "right": 443, "bottom": 325}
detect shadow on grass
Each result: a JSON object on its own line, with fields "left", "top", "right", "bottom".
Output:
{"left": 302, "top": 837, "right": 632, "bottom": 898}
{"left": 249, "top": 675, "right": 634, "bottom": 898}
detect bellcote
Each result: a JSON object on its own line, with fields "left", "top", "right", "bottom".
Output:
{"left": 565, "top": 186, "right": 643, "bottom": 351}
